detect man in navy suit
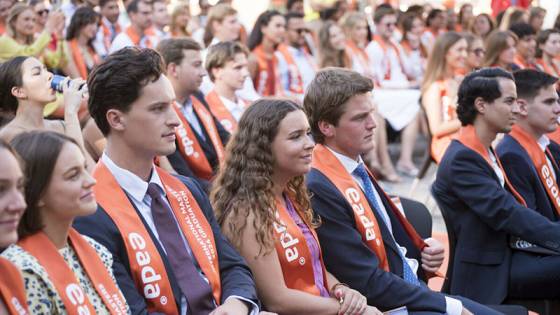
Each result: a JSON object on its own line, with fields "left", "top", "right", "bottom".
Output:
{"left": 156, "top": 38, "right": 230, "bottom": 185}
{"left": 497, "top": 69, "right": 560, "bottom": 221}
{"left": 74, "top": 47, "right": 259, "bottom": 315}
{"left": 304, "top": 68, "right": 499, "bottom": 314}
{"left": 433, "top": 68, "right": 560, "bottom": 304}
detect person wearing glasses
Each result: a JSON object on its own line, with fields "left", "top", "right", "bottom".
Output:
{"left": 421, "top": 32, "right": 467, "bottom": 163}
{"left": 366, "top": 6, "right": 420, "bottom": 177}
{"left": 276, "top": 11, "right": 316, "bottom": 101}
{"left": 464, "top": 33, "right": 485, "bottom": 72}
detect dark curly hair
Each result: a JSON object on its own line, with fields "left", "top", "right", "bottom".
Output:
{"left": 210, "top": 98, "right": 317, "bottom": 256}
{"left": 456, "top": 67, "right": 513, "bottom": 126}
{"left": 87, "top": 47, "right": 165, "bottom": 135}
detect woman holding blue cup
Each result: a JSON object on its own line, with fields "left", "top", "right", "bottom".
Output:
{"left": 0, "top": 56, "right": 93, "bottom": 168}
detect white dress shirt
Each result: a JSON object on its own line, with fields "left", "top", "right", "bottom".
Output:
{"left": 218, "top": 95, "right": 245, "bottom": 122}
{"left": 538, "top": 135, "right": 556, "bottom": 180}
{"left": 101, "top": 154, "right": 258, "bottom": 315}
{"left": 327, "top": 147, "right": 462, "bottom": 315}
{"left": 179, "top": 98, "right": 206, "bottom": 141}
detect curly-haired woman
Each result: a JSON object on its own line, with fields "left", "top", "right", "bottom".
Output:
{"left": 210, "top": 98, "right": 381, "bottom": 315}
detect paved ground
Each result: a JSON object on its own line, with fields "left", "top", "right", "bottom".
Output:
{"left": 379, "top": 135, "right": 447, "bottom": 233}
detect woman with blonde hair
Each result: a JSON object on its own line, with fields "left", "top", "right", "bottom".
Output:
{"left": 318, "top": 20, "right": 351, "bottom": 68}
{"left": 0, "top": 3, "right": 65, "bottom": 69}
{"left": 469, "top": 13, "right": 495, "bottom": 39}
{"left": 340, "top": 12, "right": 372, "bottom": 78}
{"left": 203, "top": 3, "right": 242, "bottom": 47}
{"left": 170, "top": 4, "right": 191, "bottom": 38}
{"left": 421, "top": 31, "right": 467, "bottom": 163}
{"left": 211, "top": 99, "right": 381, "bottom": 315}
{"left": 483, "top": 30, "right": 519, "bottom": 72}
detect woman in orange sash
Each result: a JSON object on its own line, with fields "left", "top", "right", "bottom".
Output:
{"left": 399, "top": 13, "right": 427, "bottom": 83}
{"left": 248, "top": 10, "right": 285, "bottom": 97}
{"left": 0, "top": 140, "right": 28, "bottom": 315}
{"left": 64, "top": 7, "right": 101, "bottom": 79}
{"left": 211, "top": 99, "right": 381, "bottom": 315}
{"left": 421, "top": 32, "right": 467, "bottom": 163}
{"left": 318, "top": 21, "right": 351, "bottom": 69}
{"left": 483, "top": 30, "right": 519, "bottom": 72}
{"left": 1, "top": 131, "right": 130, "bottom": 314}
{"left": 535, "top": 29, "right": 560, "bottom": 80}
{"left": 340, "top": 12, "right": 374, "bottom": 79}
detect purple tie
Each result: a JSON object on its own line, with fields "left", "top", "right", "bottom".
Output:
{"left": 147, "top": 183, "right": 215, "bottom": 315}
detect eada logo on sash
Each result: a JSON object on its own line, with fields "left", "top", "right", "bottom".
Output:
{"left": 127, "top": 232, "right": 165, "bottom": 302}
{"left": 345, "top": 187, "right": 380, "bottom": 245}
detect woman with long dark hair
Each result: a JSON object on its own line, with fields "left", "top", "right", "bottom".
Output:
{"left": 64, "top": 7, "right": 101, "bottom": 79}
{"left": 211, "top": 99, "right": 381, "bottom": 315}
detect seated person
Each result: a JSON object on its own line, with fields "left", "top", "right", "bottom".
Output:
{"left": 498, "top": 69, "right": 560, "bottom": 222}
{"left": 3, "top": 131, "right": 129, "bottom": 314}
{"left": 205, "top": 41, "right": 251, "bottom": 133}
{"left": 304, "top": 67, "right": 499, "bottom": 314}
{"left": 509, "top": 23, "right": 538, "bottom": 70}
{"left": 0, "top": 139, "right": 28, "bottom": 315}
{"left": 433, "top": 68, "right": 560, "bottom": 304}
{"left": 74, "top": 47, "right": 260, "bottom": 314}
{"left": 421, "top": 32, "right": 466, "bottom": 163}
{"left": 157, "top": 38, "right": 230, "bottom": 183}
{"left": 366, "top": 7, "right": 420, "bottom": 176}
{"left": 211, "top": 98, "right": 381, "bottom": 315}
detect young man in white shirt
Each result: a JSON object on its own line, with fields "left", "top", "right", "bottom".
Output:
{"left": 93, "top": 0, "right": 122, "bottom": 57}
{"left": 110, "top": 0, "right": 156, "bottom": 52}
{"left": 204, "top": 41, "right": 251, "bottom": 133}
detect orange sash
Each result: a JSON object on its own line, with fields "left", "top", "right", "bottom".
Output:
{"left": 548, "top": 128, "right": 560, "bottom": 144}
{"left": 125, "top": 26, "right": 151, "bottom": 48}
{"left": 513, "top": 54, "right": 529, "bottom": 69}
{"left": 253, "top": 45, "right": 279, "bottom": 96}
{"left": 276, "top": 44, "right": 305, "bottom": 95}
{"left": 509, "top": 125, "right": 560, "bottom": 215}
{"left": 18, "top": 230, "right": 128, "bottom": 315}
{"left": 0, "top": 258, "right": 28, "bottom": 315}
{"left": 0, "top": 22, "right": 5, "bottom": 36}
{"left": 346, "top": 40, "right": 371, "bottom": 73}
{"left": 100, "top": 19, "right": 121, "bottom": 51}
{"left": 372, "top": 35, "right": 407, "bottom": 81}
{"left": 455, "top": 125, "right": 527, "bottom": 206}
{"left": 273, "top": 195, "right": 328, "bottom": 296}
{"left": 93, "top": 162, "right": 222, "bottom": 313}
{"left": 205, "top": 90, "right": 247, "bottom": 133}
{"left": 69, "top": 39, "right": 100, "bottom": 79}
{"left": 536, "top": 58, "right": 560, "bottom": 77}
{"left": 173, "top": 97, "right": 225, "bottom": 180}
{"left": 311, "top": 144, "right": 428, "bottom": 272}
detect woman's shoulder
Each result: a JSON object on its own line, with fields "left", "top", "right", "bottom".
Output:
{"left": 80, "top": 234, "right": 113, "bottom": 267}
{"left": 1, "top": 244, "right": 49, "bottom": 279}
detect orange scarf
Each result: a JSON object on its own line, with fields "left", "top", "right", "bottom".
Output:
{"left": 345, "top": 40, "right": 370, "bottom": 72}
{"left": 311, "top": 144, "right": 427, "bottom": 272}
{"left": 205, "top": 90, "right": 247, "bottom": 133}
{"left": 430, "top": 80, "right": 457, "bottom": 163}
{"left": 372, "top": 35, "right": 406, "bottom": 81}
{"left": 252, "top": 44, "right": 279, "bottom": 96}
{"left": 276, "top": 44, "right": 305, "bottom": 95}
{"left": 548, "top": 128, "right": 560, "bottom": 144}
{"left": 93, "top": 162, "right": 222, "bottom": 313}
{"left": 536, "top": 58, "right": 560, "bottom": 77}
{"left": 273, "top": 195, "right": 328, "bottom": 296}
{"left": 173, "top": 97, "right": 225, "bottom": 181}
{"left": 0, "top": 258, "right": 29, "bottom": 315}
{"left": 509, "top": 125, "right": 560, "bottom": 215}
{"left": 18, "top": 230, "right": 128, "bottom": 315}
{"left": 125, "top": 26, "right": 151, "bottom": 48}
{"left": 513, "top": 54, "right": 529, "bottom": 69}
{"left": 69, "top": 39, "right": 100, "bottom": 79}
{"left": 455, "top": 125, "right": 527, "bottom": 206}
{"left": 100, "top": 19, "right": 121, "bottom": 51}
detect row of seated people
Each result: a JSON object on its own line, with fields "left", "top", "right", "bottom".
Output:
{"left": 0, "top": 47, "right": 537, "bottom": 314}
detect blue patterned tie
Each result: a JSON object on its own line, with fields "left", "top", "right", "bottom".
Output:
{"left": 353, "top": 164, "right": 421, "bottom": 286}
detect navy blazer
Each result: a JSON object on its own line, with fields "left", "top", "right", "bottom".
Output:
{"left": 307, "top": 169, "right": 447, "bottom": 313}
{"left": 74, "top": 175, "right": 257, "bottom": 315}
{"left": 167, "top": 91, "right": 230, "bottom": 182}
{"left": 497, "top": 134, "right": 560, "bottom": 221}
{"left": 433, "top": 139, "right": 560, "bottom": 304}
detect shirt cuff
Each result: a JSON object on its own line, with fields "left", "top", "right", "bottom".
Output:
{"left": 445, "top": 296, "right": 463, "bottom": 315}
{"left": 225, "top": 295, "right": 259, "bottom": 315}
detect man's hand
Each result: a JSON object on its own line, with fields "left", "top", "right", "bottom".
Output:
{"left": 421, "top": 237, "right": 445, "bottom": 273}
{"left": 210, "top": 298, "right": 249, "bottom": 315}
{"left": 461, "top": 306, "right": 473, "bottom": 315}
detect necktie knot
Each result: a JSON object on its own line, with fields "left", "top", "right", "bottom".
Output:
{"left": 353, "top": 164, "right": 370, "bottom": 182}
{"left": 146, "top": 182, "right": 162, "bottom": 201}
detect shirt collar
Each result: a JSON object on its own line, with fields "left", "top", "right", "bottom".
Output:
{"left": 100, "top": 153, "right": 165, "bottom": 204}
{"left": 537, "top": 135, "right": 550, "bottom": 152}
{"left": 326, "top": 146, "right": 364, "bottom": 174}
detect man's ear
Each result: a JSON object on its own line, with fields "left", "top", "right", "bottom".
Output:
{"left": 474, "top": 96, "right": 486, "bottom": 115}
{"left": 106, "top": 108, "right": 126, "bottom": 132}
{"left": 166, "top": 62, "right": 178, "bottom": 78}
{"left": 318, "top": 120, "right": 335, "bottom": 139}
{"left": 516, "top": 99, "right": 529, "bottom": 117}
